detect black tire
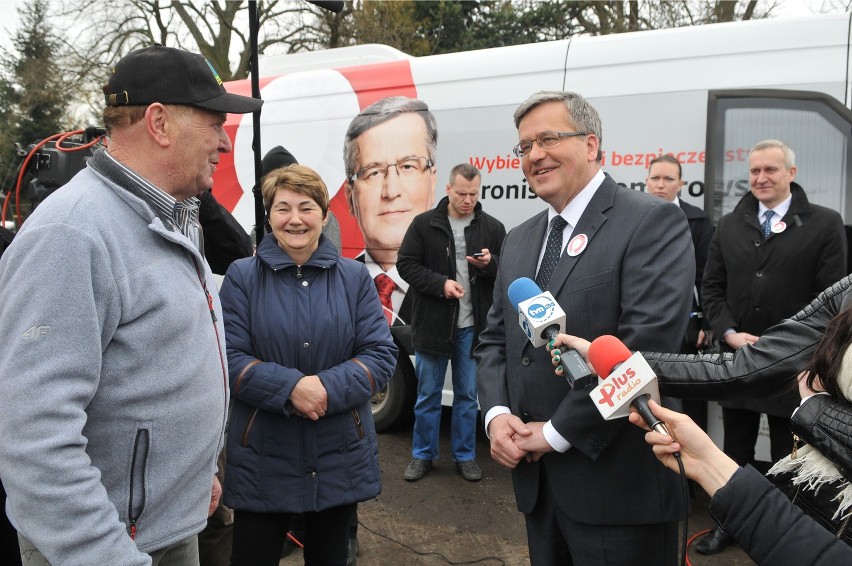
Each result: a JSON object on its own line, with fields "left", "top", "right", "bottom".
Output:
{"left": 371, "top": 353, "right": 417, "bottom": 432}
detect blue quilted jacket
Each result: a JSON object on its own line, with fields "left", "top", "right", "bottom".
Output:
{"left": 220, "top": 234, "right": 397, "bottom": 512}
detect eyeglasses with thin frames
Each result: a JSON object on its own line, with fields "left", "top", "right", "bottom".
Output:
{"left": 351, "top": 156, "right": 434, "bottom": 184}
{"left": 513, "top": 131, "right": 588, "bottom": 158}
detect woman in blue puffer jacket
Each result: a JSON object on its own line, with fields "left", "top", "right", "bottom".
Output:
{"left": 219, "top": 164, "right": 398, "bottom": 566}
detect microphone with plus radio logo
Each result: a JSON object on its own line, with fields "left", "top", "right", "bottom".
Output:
{"left": 587, "top": 334, "right": 671, "bottom": 437}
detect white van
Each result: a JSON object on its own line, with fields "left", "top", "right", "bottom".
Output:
{"left": 213, "top": 12, "right": 852, "bottom": 433}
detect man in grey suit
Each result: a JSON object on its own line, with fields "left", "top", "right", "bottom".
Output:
{"left": 475, "top": 91, "right": 694, "bottom": 565}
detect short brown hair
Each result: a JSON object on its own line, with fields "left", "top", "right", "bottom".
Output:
{"left": 101, "top": 103, "right": 193, "bottom": 133}
{"left": 648, "top": 154, "right": 682, "bottom": 179}
{"left": 102, "top": 105, "right": 147, "bottom": 132}
{"left": 262, "top": 164, "right": 329, "bottom": 218}
{"left": 449, "top": 163, "right": 480, "bottom": 184}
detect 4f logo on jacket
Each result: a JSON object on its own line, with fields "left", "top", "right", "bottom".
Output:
{"left": 22, "top": 325, "right": 50, "bottom": 340}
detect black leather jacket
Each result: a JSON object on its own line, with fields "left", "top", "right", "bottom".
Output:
{"left": 790, "top": 394, "right": 852, "bottom": 483}
{"left": 645, "top": 276, "right": 852, "bottom": 482}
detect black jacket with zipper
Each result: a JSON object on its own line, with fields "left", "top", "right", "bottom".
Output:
{"left": 397, "top": 197, "right": 506, "bottom": 358}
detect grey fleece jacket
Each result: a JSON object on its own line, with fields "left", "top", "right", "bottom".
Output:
{"left": 0, "top": 151, "right": 228, "bottom": 565}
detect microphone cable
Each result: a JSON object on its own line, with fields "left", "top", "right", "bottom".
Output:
{"left": 282, "top": 517, "right": 509, "bottom": 564}
{"left": 675, "top": 452, "right": 688, "bottom": 566}
{"left": 356, "top": 517, "right": 507, "bottom": 565}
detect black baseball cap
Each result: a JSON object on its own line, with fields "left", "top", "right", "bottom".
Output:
{"left": 104, "top": 45, "right": 262, "bottom": 114}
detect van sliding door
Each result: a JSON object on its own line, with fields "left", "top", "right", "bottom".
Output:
{"left": 705, "top": 89, "right": 852, "bottom": 231}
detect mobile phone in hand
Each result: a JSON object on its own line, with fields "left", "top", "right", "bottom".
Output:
{"left": 472, "top": 252, "right": 485, "bottom": 258}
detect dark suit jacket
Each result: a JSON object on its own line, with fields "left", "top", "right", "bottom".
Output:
{"left": 679, "top": 199, "right": 713, "bottom": 299}
{"left": 679, "top": 199, "right": 714, "bottom": 349}
{"left": 701, "top": 183, "right": 847, "bottom": 416}
{"left": 475, "top": 173, "right": 694, "bottom": 525}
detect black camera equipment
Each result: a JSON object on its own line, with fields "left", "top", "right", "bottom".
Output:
{"left": 1, "top": 128, "right": 106, "bottom": 230}
{"left": 25, "top": 127, "right": 106, "bottom": 202}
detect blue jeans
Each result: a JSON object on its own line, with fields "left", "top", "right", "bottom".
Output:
{"left": 412, "top": 326, "right": 478, "bottom": 462}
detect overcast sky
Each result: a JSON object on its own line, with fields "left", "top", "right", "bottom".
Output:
{"left": 0, "top": 0, "right": 842, "bottom": 53}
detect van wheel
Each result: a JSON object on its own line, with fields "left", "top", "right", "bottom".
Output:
{"left": 371, "top": 354, "right": 416, "bottom": 432}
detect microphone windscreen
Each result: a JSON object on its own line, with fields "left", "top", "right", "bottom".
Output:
{"left": 508, "top": 277, "right": 541, "bottom": 310}
{"left": 588, "top": 335, "right": 632, "bottom": 378}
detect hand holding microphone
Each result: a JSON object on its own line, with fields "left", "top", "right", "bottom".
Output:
{"left": 586, "top": 335, "right": 672, "bottom": 437}
{"left": 628, "top": 400, "right": 739, "bottom": 497}
{"left": 507, "top": 277, "right": 594, "bottom": 390}
{"left": 548, "top": 333, "right": 592, "bottom": 376}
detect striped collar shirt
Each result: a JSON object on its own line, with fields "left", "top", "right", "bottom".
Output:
{"left": 102, "top": 151, "right": 202, "bottom": 251}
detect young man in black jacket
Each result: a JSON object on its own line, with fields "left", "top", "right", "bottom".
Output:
{"left": 398, "top": 163, "right": 506, "bottom": 482}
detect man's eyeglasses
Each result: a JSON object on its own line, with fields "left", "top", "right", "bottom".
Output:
{"left": 351, "top": 156, "right": 434, "bottom": 184}
{"left": 512, "top": 131, "right": 588, "bottom": 158}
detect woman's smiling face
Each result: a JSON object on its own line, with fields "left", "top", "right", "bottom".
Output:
{"left": 269, "top": 187, "right": 325, "bottom": 263}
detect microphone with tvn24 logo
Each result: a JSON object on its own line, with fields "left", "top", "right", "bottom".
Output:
{"left": 587, "top": 334, "right": 672, "bottom": 437}
{"left": 507, "top": 277, "right": 594, "bottom": 390}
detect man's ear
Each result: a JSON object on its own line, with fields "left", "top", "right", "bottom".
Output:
{"left": 586, "top": 133, "right": 600, "bottom": 163}
{"left": 344, "top": 181, "right": 357, "bottom": 216}
{"left": 145, "top": 103, "right": 171, "bottom": 148}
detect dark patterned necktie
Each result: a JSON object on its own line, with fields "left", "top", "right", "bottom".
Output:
{"left": 761, "top": 210, "right": 775, "bottom": 240}
{"left": 535, "top": 215, "right": 568, "bottom": 289}
{"left": 374, "top": 274, "right": 396, "bottom": 325}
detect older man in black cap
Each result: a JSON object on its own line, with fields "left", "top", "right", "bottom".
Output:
{"left": 0, "top": 45, "right": 261, "bottom": 566}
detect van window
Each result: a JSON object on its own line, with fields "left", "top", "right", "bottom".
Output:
{"left": 705, "top": 89, "right": 852, "bottom": 223}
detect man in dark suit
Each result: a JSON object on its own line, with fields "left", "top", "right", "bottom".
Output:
{"left": 475, "top": 91, "right": 694, "bottom": 565}
{"left": 695, "top": 138, "right": 847, "bottom": 554}
{"left": 647, "top": 154, "right": 714, "bottom": 430}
